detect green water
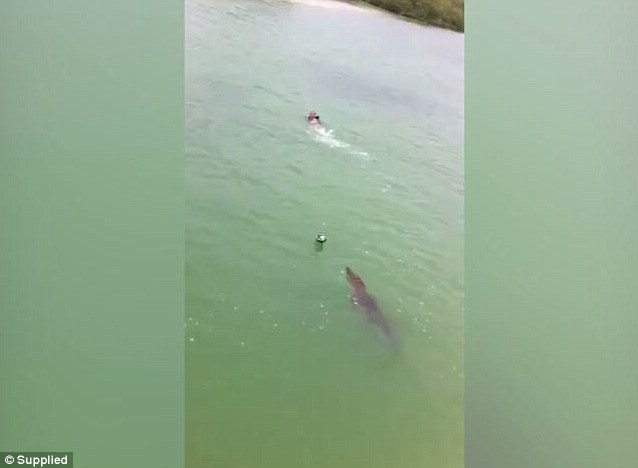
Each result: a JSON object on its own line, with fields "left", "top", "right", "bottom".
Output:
{"left": 186, "top": 1, "right": 463, "bottom": 466}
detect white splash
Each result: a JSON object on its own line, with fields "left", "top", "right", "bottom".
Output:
{"left": 309, "top": 126, "right": 370, "bottom": 159}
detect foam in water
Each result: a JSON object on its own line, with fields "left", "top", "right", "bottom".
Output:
{"left": 308, "top": 125, "right": 370, "bottom": 159}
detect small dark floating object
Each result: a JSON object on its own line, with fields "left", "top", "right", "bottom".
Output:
{"left": 315, "top": 234, "right": 327, "bottom": 243}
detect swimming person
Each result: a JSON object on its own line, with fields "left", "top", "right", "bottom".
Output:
{"left": 307, "top": 111, "right": 321, "bottom": 125}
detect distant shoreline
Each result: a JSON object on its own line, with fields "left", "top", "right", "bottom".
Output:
{"left": 346, "top": 0, "right": 464, "bottom": 32}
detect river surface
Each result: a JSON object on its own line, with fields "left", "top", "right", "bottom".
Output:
{"left": 186, "top": 1, "right": 464, "bottom": 467}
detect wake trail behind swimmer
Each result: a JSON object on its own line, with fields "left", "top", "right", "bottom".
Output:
{"left": 304, "top": 110, "right": 370, "bottom": 159}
